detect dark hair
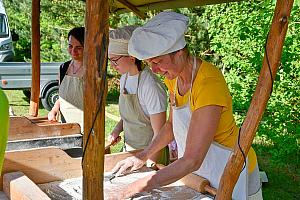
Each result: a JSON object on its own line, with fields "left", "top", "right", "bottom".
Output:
{"left": 135, "top": 58, "right": 143, "bottom": 71}
{"left": 68, "top": 27, "right": 85, "bottom": 46}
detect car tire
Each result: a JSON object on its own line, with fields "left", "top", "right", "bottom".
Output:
{"left": 22, "top": 89, "right": 31, "bottom": 99}
{"left": 41, "top": 86, "right": 59, "bottom": 111}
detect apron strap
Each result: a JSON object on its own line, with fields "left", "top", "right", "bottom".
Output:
{"left": 173, "top": 57, "right": 197, "bottom": 107}
{"left": 122, "top": 70, "right": 142, "bottom": 95}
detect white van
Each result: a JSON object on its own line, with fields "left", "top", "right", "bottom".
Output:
{"left": 0, "top": 0, "right": 16, "bottom": 61}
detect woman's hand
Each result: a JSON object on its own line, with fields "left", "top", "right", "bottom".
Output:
{"left": 48, "top": 100, "right": 60, "bottom": 122}
{"left": 108, "top": 132, "right": 121, "bottom": 146}
{"left": 112, "top": 156, "right": 146, "bottom": 177}
{"left": 47, "top": 110, "right": 57, "bottom": 121}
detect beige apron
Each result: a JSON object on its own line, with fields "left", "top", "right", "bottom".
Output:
{"left": 59, "top": 74, "right": 84, "bottom": 132}
{"left": 119, "top": 70, "right": 169, "bottom": 165}
{"left": 172, "top": 57, "right": 248, "bottom": 199}
{"left": 119, "top": 72, "right": 154, "bottom": 151}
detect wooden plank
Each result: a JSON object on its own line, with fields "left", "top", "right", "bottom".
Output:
{"left": 25, "top": 116, "right": 52, "bottom": 125}
{"left": 117, "top": 0, "right": 147, "bottom": 19}
{"left": 29, "top": 0, "right": 41, "bottom": 117}
{"left": 9, "top": 116, "right": 81, "bottom": 141}
{"left": 0, "top": 147, "right": 82, "bottom": 190}
{"left": 83, "top": 0, "right": 109, "bottom": 199}
{"left": 3, "top": 172, "right": 50, "bottom": 200}
{"left": 216, "top": 0, "right": 294, "bottom": 199}
{"left": 113, "top": 0, "right": 241, "bottom": 13}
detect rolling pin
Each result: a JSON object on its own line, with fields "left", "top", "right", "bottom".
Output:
{"left": 155, "top": 164, "right": 217, "bottom": 196}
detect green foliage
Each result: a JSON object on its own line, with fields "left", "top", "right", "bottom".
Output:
{"left": 198, "top": 1, "right": 300, "bottom": 168}
{"left": 4, "top": 0, "right": 85, "bottom": 62}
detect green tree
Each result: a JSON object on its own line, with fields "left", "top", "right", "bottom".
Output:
{"left": 4, "top": 0, "right": 85, "bottom": 62}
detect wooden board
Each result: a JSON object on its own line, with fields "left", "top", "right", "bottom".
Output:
{"left": 0, "top": 147, "right": 140, "bottom": 190}
{"left": 1, "top": 147, "right": 82, "bottom": 190}
{"left": 9, "top": 116, "right": 81, "bottom": 141}
{"left": 3, "top": 172, "right": 50, "bottom": 200}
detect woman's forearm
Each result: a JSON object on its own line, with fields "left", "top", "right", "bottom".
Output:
{"left": 140, "top": 121, "right": 174, "bottom": 162}
{"left": 51, "top": 100, "right": 60, "bottom": 113}
{"left": 112, "top": 119, "right": 123, "bottom": 134}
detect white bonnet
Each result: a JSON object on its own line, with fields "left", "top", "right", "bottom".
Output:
{"left": 108, "top": 25, "right": 138, "bottom": 56}
{"left": 128, "top": 11, "right": 189, "bottom": 60}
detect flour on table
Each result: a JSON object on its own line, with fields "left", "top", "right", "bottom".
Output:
{"left": 39, "top": 168, "right": 211, "bottom": 200}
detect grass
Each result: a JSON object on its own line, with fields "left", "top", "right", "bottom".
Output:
{"left": 3, "top": 90, "right": 300, "bottom": 199}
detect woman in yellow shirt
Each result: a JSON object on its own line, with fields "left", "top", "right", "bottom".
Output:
{"left": 110, "top": 11, "right": 262, "bottom": 200}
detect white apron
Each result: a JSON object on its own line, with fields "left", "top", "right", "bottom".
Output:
{"left": 172, "top": 57, "right": 248, "bottom": 199}
{"left": 59, "top": 74, "right": 84, "bottom": 132}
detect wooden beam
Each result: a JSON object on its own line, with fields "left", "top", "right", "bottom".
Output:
{"left": 3, "top": 172, "right": 50, "bottom": 200}
{"left": 29, "top": 0, "right": 41, "bottom": 117}
{"left": 216, "top": 0, "right": 294, "bottom": 199}
{"left": 83, "top": 0, "right": 109, "bottom": 199}
{"left": 114, "top": 0, "right": 241, "bottom": 14}
{"left": 117, "top": 0, "right": 147, "bottom": 19}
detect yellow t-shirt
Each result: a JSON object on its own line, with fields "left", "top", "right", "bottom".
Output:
{"left": 164, "top": 60, "right": 257, "bottom": 172}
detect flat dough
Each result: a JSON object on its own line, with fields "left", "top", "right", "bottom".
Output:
{"left": 39, "top": 168, "right": 211, "bottom": 199}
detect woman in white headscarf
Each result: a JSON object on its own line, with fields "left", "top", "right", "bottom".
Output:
{"left": 107, "top": 26, "right": 169, "bottom": 165}
{"left": 110, "top": 12, "right": 262, "bottom": 200}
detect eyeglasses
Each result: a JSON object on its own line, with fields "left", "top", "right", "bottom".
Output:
{"left": 108, "top": 56, "right": 123, "bottom": 66}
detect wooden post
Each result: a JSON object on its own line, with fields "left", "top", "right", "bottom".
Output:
{"left": 82, "top": 0, "right": 109, "bottom": 199}
{"left": 29, "top": 0, "right": 41, "bottom": 117}
{"left": 216, "top": 0, "right": 294, "bottom": 199}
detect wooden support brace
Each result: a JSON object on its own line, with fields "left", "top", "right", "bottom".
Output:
{"left": 117, "top": 0, "right": 147, "bottom": 19}
{"left": 216, "top": 0, "right": 294, "bottom": 199}
{"left": 3, "top": 172, "right": 50, "bottom": 200}
{"left": 29, "top": 0, "right": 41, "bottom": 117}
{"left": 83, "top": 0, "right": 109, "bottom": 199}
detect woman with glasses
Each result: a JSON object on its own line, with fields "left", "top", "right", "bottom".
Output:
{"left": 108, "top": 26, "right": 169, "bottom": 165}
{"left": 109, "top": 12, "right": 262, "bottom": 200}
{"left": 48, "top": 27, "right": 85, "bottom": 131}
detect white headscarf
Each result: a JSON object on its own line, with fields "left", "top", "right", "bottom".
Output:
{"left": 128, "top": 11, "right": 189, "bottom": 60}
{"left": 108, "top": 25, "right": 138, "bottom": 56}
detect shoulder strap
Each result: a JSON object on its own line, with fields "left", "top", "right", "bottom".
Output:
{"left": 59, "top": 60, "right": 71, "bottom": 84}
